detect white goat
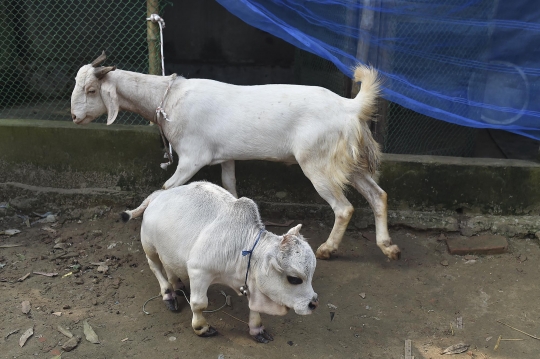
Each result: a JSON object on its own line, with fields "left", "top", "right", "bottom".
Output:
{"left": 71, "top": 52, "right": 400, "bottom": 261}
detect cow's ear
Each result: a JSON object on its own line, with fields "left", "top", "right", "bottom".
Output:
{"left": 264, "top": 253, "right": 282, "bottom": 276}
{"left": 280, "top": 234, "right": 293, "bottom": 250}
{"left": 285, "top": 224, "right": 302, "bottom": 236}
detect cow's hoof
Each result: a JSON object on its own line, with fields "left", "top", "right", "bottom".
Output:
{"left": 251, "top": 330, "right": 274, "bottom": 344}
{"left": 383, "top": 244, "right": 401, "bottom": 260}
{"left": 315, "top": 243, "right": 335, "bottom": 260}
{"left": 198, "top": 326, "right": 218, "bottom": 337}
{"left": 163, "top": 298, "right": 178, "bottom": 311}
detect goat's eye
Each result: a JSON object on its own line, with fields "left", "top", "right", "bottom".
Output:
{"left": 87, "top": 89, "right": 96, "bottom": 94}
{"left": 287, "top": 276, "right": 303, "bottom": 285}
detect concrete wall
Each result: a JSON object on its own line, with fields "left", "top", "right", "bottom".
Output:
{"left": 1, "top": 120, "right": 539, "bottom": 217}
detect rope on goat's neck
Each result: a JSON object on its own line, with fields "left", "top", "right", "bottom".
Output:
{"left": 147, "top": 12, "right": 174, "bottom": 124}
{"left": 154, "top": 73, "right": 177, "bottom": 123}
{"left": 147, "top": 13, "right": 175, "bottom": 170}
{"left": 153, "top": 74, "right": 177, "bottom": 170}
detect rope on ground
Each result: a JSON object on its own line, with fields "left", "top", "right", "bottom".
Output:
{"left": 222, "top": 311, "right": 249, "bottom": 326}
{"left": 142, "top": 294, "right": 161, "bottom": 315}
{"left": 142, "top": 290, "right": 230, "bottom": 315}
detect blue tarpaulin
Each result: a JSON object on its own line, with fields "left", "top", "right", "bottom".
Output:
{"left": 216, "top": 0, "right": 540, "bottom": 140}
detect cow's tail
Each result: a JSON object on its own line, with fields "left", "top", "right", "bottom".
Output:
{"left": 121, "top": 190, "right": 164, "bottom": 222}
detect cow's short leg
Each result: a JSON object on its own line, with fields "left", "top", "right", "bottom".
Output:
{"left": 352, "top": 172, "right": 400, "bottom": 260}
{"left": 221, "top": 160, "right": 238, "bottom": 198}
{"left": 162, "top": 156, "right": 206, "bottom": 190}
{"left": 249, "top": 311, "right": 273, "bottom": 343}
{"left": 163, "top": 267, "right": 190, "bottom": 302}
{"left": 187, "top": 269, "right": 217, "bottom": 337}
{"left": 301, "top": 167, "right": 354, "bottom": 259}
{"left": 145, "top": 254, "right": 177, "bottom": 311}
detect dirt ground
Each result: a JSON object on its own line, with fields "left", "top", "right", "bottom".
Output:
{"left": 1, "top": 205, "right": 539, "bottom": 359}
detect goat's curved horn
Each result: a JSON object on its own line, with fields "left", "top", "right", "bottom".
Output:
{"left": 94, "top": 66, "right": 116, "bottom": 79}
{"left": 91, "top": 51, "right": 107, "bottom": 67}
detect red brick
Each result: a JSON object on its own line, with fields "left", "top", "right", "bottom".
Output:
{"left": 446, "top": 234, "right": 508, "bottom": 255}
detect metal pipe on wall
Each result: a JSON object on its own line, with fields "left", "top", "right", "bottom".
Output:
{"left": 147, "top": 0, "right": 160, "bottom": 75}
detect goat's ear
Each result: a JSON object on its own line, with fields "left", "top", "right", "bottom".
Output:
{"left": 285, "top": 224, "right": 302, "bottom": 236}
{"left": 100, "top": 81, "right": 119, "bottom": 125}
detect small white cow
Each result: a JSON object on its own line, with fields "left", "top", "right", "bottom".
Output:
{"left": 122, "top": 181, "right": 318, "bottom": 342}
{"left": 71, "top": 52, "right": 400, "bottom": 261}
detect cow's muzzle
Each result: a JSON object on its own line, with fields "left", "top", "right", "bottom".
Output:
{"left": 308, "top": 297, "right": 319, "bottom": 310}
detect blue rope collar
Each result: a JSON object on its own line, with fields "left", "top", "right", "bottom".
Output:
{"left": 241, "top": 228, "right": 266, "bottom": 294}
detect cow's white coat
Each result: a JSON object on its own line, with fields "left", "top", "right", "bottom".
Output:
{"left": 123, "top": 181, "right": 318, "bottom": 340}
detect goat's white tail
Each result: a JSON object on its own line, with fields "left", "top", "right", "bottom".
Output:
{"left": 121, "top": 190, "right": 164, "bottom": 222}
{"left": 353, "top": 65, "right": 381, "bottom": 120}
{"left": 351, "top": 64, "right": 382, "bottom": 175}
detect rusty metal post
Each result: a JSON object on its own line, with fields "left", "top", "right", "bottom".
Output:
{"left": 147, "top": 0, "right": 160, "bottom": 75}
{"left": 350, "top": 0, "right": 374, "bottom": 98}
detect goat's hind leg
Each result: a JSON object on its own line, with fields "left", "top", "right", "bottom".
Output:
{"left": 302, "top": 166, "right": 354, "bottom": 259}
{"left": 352, "top": 172, "right": 400, "bottom": 260}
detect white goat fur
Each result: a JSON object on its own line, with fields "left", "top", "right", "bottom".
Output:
{"left": 71, "top": 60, "right": 400, "bottom": 260}
{"left": 123, "top": 181, "right": 318, "bottom": 340}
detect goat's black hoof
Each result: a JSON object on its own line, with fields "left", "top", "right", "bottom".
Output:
{"left": 199, "top": 326, "right": 218, "bottom": 337}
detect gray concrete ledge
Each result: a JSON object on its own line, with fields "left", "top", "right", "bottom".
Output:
{"left": 1, "top": 119, "right": 539, "bottom": 220}
{"left": 1, "top": 182, "right": 538, "bottom": 239}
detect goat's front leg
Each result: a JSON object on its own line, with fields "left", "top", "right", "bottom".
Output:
{"left": 221, "top": 160, "right": 238, "bottom": 198}
{"left": 352, "top": 172, "right": 400, "bottom": 260}
{"left": 249, "top": 311, "right": 273, "bottom": 343}
{"left": 187, "top": 270, "right": 217, "bottom": 337}
{"left": 163, "top": 156, "right": 206, "bottom": 190}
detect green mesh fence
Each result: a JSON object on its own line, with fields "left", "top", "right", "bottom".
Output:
{"left": 294, "top": 49, "right": 349, "bottom": 97}
{"left": 2, "top": 0, "right": 477, "bottom": 155}
{"left": 0, "top": 0, "right": 163, "bottom": 125}
{"left": 384, "top": 103, "right": 477, "bottom": 157}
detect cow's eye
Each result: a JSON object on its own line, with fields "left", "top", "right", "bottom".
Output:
{"left": 287, "top": 276, "right": 303, "bottom": 285}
